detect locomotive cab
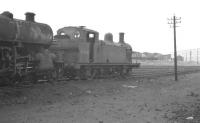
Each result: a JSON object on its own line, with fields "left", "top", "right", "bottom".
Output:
{"left": 50, "top": 26, "right": 100, "bottom": 79}
{"left": 52, "top": 26, "right": 99, "bottom": 64}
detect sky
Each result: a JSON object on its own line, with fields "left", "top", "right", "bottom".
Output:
{"left": 1, "top": 0, "right": 200, "bottom": 54}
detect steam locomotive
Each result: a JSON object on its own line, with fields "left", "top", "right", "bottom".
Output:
{"left": 0, "top": 11, "right": 139, "bottom": 84}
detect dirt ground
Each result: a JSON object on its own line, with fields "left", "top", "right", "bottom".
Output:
{"left": 1, "top": 73, "right": 200, "bottom": 123}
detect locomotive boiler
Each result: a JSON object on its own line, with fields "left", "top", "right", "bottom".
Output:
{"left": 0, "top": 11, "right": 53, "bottom": 84}
{"left": 50, "top": 26, "right": 139, "bottom": 79}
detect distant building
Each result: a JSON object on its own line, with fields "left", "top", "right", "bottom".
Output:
{"left": 177, "top": 55, "right": 184, "bottom": 61}
{"left": 132, "top": 51, "right": 142, "bottom": 58}
{"left": 132, "top": 51, "right": 172, "bottom": 61}
{"left": 157, "top": 54, "right": 171, "bottom": 61}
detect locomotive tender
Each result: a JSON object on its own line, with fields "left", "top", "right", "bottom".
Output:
{"left": 0, "top": 11, "right": 139, "bottom": 84}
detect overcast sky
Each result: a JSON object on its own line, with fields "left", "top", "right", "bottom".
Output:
{"left": 1, "top": 0, "right": 200, "bottom": 54}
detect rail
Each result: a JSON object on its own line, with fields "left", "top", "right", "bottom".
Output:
{"left": 132, "top": 66, "right": 200, "bottom": 78}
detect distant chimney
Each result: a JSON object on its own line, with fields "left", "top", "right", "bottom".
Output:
{"left": 2, "top": 11, "right": 13, "bottom": 19}
{"left": 104, "top": 33, "right": 113, "bottom": 42}
{"left": 119, "top": 32, "right": 125, "bottom": 43}
{"left": 25, "top": 12, "right": 35, "bottom": 22}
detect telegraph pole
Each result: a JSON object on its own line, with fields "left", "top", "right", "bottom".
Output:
{"left": 168, "top": 15, "right": 181, "bottom": 81}
{"left": 197, "top": 48, "right": 199, "bottom": 64}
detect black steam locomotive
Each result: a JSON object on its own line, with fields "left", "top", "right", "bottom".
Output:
{"left": 0, "top": 11, "right": 139, "bottom": 85}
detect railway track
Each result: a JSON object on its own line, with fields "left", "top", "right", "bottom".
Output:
{"left": 132, "top": 66, "right": 200, "bottom": 78}
{"left": 2, "top": 66, "right": 200, "bottom": 87}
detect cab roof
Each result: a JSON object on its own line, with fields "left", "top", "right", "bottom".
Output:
{"left": 57, "top": 26, "right": 98, "bottom": 34}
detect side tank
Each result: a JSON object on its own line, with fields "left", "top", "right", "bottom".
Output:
{"left": 0, "top": 11, "right": 53, "bottom": 45}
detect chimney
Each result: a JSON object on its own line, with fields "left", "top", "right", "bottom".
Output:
{"left": 104, "top": 33, "right": 113, "bottom": 42}
{"left": 119, "top": 32, "right": 125, "bottom": 43}
{"left": 25, "top": 12, "right": 35, "bottom": 22}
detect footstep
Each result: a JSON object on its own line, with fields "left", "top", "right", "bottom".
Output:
{"left": 186, "top": 117, "right": 193, "bottom": 120}
{"left": 122, "top": 85, "right": 138, "bottom": 89}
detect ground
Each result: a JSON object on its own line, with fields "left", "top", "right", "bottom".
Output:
{"left": 1, "top": 73, "right": 200, "bottom": 123}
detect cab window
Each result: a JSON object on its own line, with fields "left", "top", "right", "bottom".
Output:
{"left": 87, "top": 32, "right": 95, "bottom": 42}
{"left": 89, "top": 33, "right": 95, "bottom": 38}
{"left": 73, "top": 31, "right": 80, "bottom": 38}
